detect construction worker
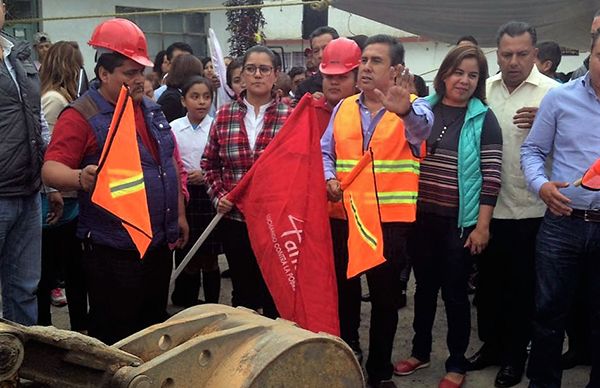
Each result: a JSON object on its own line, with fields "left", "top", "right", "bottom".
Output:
{"left": 314, "top": 36, "right": 363, "bottom": 357}
{"left": 42, "top": 18, "right": 188, "bottom": 344}
{"left": 321, "top": 34, "right": 433, "bottom": 388}
{"left": 313, "top": 37, "right": 361, "bottom": 130}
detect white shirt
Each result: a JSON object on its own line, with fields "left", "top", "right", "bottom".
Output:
{"left": 0, "top": 35, "right": 19, "bottom": 93}
{"left": 243, "top": 98, "right": 270, "bottom": 150}
{"left": 170, "top": 114, "right": 214, "bottom": 172}
{"left": 41, "top": 90, "right": 69, "bottom": 134}
{"left": 486, "top": 65, "right": 559, "bottom": 219}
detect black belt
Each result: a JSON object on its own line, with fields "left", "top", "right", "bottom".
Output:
{"left": 570, "top": 209, "right": 600, "bottom": 222}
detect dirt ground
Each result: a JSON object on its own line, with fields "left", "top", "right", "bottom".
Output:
{"left": 46, "top": 255, "right": 590, "bottom": 387}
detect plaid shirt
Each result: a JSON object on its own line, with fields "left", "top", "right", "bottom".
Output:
{"left": 201, "top": 96, "right": 291, "bottom": 221}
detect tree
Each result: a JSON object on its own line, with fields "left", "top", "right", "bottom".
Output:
{"left": 225, "top": 0, "right": 266, "bottom": 57}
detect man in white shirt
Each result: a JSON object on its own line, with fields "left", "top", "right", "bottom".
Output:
{"left": 467, "top": 21, "right": 559, "bottom": 388}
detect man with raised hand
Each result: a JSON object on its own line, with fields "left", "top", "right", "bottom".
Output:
{"left": 321, "top": 34, "right": 432, "bottom": 388}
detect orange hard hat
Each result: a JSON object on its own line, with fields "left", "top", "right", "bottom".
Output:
{"left": 319, "top": 38, "right": 361, "bottom": 75}
{"left": 88, "top": 18, "right": 153, "bottom": 67}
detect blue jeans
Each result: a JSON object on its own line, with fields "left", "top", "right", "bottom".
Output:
{"left": 0, "top": 193, "right": 42, "bottom": 325}
{"left": 527, "top": 211, "right": 600, "bottom": 388}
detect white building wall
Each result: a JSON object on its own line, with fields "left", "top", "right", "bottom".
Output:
{"left": 41, "top": 0, "right": 227, "bottom": 76}
{"left": 40, "top": 1, "right": 586, "bottom": 82}
{"left": 261, "top": 2, "right": 413, "bottom": 40}
{"left": 404, "top": 42, "right": 586, "bottom": 84}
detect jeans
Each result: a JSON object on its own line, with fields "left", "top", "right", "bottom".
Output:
{"left": 0, "top": 193, "right": 42, "bottom": 325}
{"left": 410, "top": 212, "right": 473, "bottom": 374}
{"left": 528, "top": 211, "right": 600, "bottom": 388}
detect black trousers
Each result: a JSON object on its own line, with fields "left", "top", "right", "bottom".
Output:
{"left": 330, "top": 219, "right": 362, "bottom": 347}
{"left": 83, "top": 242, "right": 171, "bottom": 345}
{"left": 475, "top": 218, "right": 541, "bottom": 367}
{"left": 220, "top": 218, "right": 278, "bottom": 318}
{"left": 331, "top": 218, "right": 410, "bottom": 382}
{"left": 410, "top": 213, "right": 474, "bottom": 374}
{"left": 38, "top": 217, "right": 88, "bottom": 331}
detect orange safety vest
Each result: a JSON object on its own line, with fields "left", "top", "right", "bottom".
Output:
{"left": 329, "top": 94, "right": 421, "bottom": 223}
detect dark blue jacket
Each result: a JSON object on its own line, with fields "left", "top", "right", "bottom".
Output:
{"left": 0, "top": 34, "right": 44, "bottom": 196}
{"left": 72, "top": 82, "right": 179, "bottom": 250}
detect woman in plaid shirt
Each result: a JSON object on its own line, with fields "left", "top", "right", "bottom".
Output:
{"left": 201, "top": 46, "right": 291, "bottom": 317}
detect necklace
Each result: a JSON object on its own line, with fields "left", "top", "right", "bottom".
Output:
{"left": 428, "top": 104, "right": 466, "bottom": 155}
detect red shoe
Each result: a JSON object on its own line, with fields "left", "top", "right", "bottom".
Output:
{"left": 393, "top": 358, "right": 430, "bottom": 376}
{"left": 50, "top": 288, "right": 67, "bottom": 307}
{"left": 439, "top": 373, "right": 465, "bottom": 388}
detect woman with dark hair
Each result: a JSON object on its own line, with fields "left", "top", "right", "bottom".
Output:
{"left": 157, "top": 54, "right": 203, "bottom": 122}
{"left": 394, "top": 45, "right": 503, "bottom": 388}
{"left": 201, "top": 57, "right": 221, "bottom": 89}
{"left": 39, "top": 41, "right": 89, "bottom": 332}
{"left": 152, "top": 50, "right": 168, "bottom": 87}
{"left": 202, "top": 46, "right": 290, "bottom": 318}
{"left": 226, "top": 57, "right": 244, "bottom": 98}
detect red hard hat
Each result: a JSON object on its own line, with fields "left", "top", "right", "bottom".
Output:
{"left": 319, "top": 38, "right": 361, "bottom": 75}
{"left": 88, "top": 18, "right": 153, "bottom": 67}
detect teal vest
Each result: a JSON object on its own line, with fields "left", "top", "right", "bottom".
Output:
{"left": 425, "top": 94, "right": 488, "bottom": 227}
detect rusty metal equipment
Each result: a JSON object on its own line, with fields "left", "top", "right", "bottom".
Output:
{"left": 0, "top": 304, "right": 364, "bottom": 387}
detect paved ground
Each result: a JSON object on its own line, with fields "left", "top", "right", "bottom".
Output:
{"left": 45, "top": 255, "right": 589, "bottom": 387}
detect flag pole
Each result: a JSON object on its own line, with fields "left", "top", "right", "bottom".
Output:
{"left": 170, "top": 213, "right": 224, "bottom": 285}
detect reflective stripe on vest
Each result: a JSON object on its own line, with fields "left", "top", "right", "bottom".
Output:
{"left": 377, "top": 191, "right": 418, "bottom": 205}
{"left": 348, "top": 194, "right": 378, "bottom": 249}
{"left": 330, "top": 94, "right": 421, "bottom": 223}
{"left": 337, "top": 159, "right": 420, "bottom": 174}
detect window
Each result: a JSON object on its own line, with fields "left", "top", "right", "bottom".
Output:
{"left": 282, "top": 51, "right": 308, "bottom": 71}
{"left": 116, "top": 6, "right": 209, "bottom": 59}
{"left": 4, "top": 0, "right": 40, "bottom": 42}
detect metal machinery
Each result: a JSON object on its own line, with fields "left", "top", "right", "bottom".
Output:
{"left": 0, "top": 304, "right": 364, "bottom": 387}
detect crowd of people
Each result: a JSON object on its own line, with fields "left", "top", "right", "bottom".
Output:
{"left": 1, "top": 3, "right": 600, "bottom": 387}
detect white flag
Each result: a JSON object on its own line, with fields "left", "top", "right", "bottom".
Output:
{"left": 208, "top": 28, "right": 235, "bottom": 108}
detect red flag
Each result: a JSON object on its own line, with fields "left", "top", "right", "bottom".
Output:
{"left": 91, "top": 85, "right": 153, "bottom": 258}
{"left": 340, "top": 150, "right": 386, "bottom": 278}
{"left": 227, "top": 94, "right": 339, "bottom": 336}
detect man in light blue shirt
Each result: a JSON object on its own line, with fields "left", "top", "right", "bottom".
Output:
{"left": 321, "top": 95, "right": 431, "bottom": 180}
{"left": 520, "top": 29, "right": 600, "bottom": 388}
